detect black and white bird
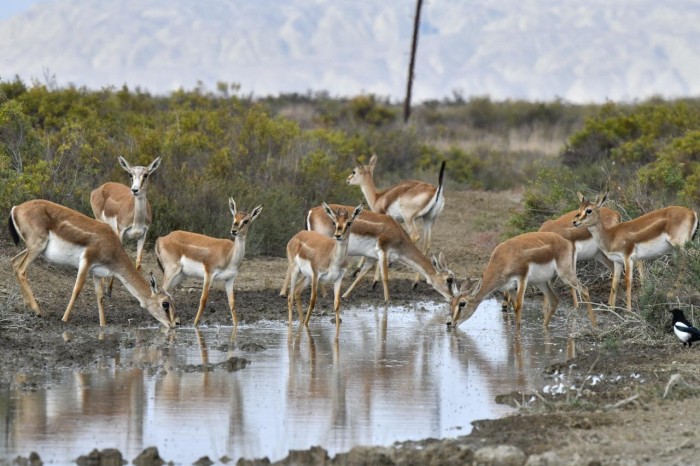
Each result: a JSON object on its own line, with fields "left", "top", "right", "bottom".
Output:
{"left": 670, "top": 308, "right": 700, "bottom": 347}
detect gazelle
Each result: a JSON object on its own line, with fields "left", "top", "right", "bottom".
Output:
{"left": 8, "top": 199, "right": 177, "bottom": 328}
{"left": 347, "top": 154, "right": 446, "bottom": 287}
{"left": 538, "top": 206, "right": 622, "bottom": 308}
{"left": 90, "top": 156, "right": 162, "bottom": 295}
{"left": 283, "top": 204, "right": 455, "bottom": 302}
{"left": 447, "top": 231, "right": 594, "bottom": 330}
{"left": 155, "top": 198, "right": 263, "bottom": 326}
{"left": 286, "top": 203, "right": 363, "bottom": 326}
{"left": 573, "top": 191, "right": 698, "bottom": 312}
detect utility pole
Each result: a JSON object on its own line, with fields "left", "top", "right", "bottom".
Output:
{"left": 403, "top": 0, "right": 423, "bottom": 123}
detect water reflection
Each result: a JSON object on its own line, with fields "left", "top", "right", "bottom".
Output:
{"left": 0, "top": 300, "right": 576, "bottom": 465}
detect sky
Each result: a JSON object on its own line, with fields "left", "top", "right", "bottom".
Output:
{"left": 2, "top": 0, "right": 700, "bottom": 102}
{"left": 0, "top": 0, "right": 46, "bottom": 20}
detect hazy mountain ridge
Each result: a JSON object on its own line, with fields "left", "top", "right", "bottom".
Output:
{"left": 1, "top": 0, "right": 700, "bottom": 102}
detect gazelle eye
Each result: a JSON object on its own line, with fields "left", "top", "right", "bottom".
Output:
{"left": 162, "top": 302, "right": 169, "bottom": 310}
{"left": 447, "top": 277, "right": 454, "bottom": 285}
{"left": 143, "top": 174, "right": 148, "bottom": 179}
{"left": 585, "top": 208, "right": 592, "bottom": 214}
{"left": 459, "top": 301, "right": 466, "bottom": 308}
{"left": 243, "top": 219, "right": 249, "bottom": 225}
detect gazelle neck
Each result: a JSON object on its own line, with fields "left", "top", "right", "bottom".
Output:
{"left": 131, "top": 192, "right": 149, "bottom": 229}
{"left": 113, "top": 259, "right": 153, "bottom": 308}
{"left": 358, "top": 177, "right": 379, "bottom": 210}
{"left": 329, "top": 236, "right": 351, "bottom": 271}
{"left": 230, "top": 234, "right": 246, "bottom": 264}
{"left": 396, "top": 241, "right": 434, "bottom": 281}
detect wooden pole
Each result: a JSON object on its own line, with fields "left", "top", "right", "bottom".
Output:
{"left": 404, "top": 0, "right": 423, "bottom": 123}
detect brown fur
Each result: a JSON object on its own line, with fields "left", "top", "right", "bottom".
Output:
{"left": 9, "top": 199, "right": 176, "bottom": 328}
{"left": 573, "top": 191, "right": 698, "bottom": 312}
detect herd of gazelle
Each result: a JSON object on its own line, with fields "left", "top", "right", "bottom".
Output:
{"left": 7, "top": 153, "right": 699, "bottom": 331}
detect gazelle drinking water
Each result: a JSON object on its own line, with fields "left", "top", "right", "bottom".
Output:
{"left": 8, "top": 199, "right": 177, "bottom": 328}
{"left": 447, "top": 231, "right": 594, "bottom": 330}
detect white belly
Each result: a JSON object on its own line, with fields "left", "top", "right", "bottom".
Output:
{"left": 348, "top": 234, "right": 379, "bottom": 259}
{"left": 43, "top": 233, "right": 84, "bottom": 268}
{"left": 575, "top": 237, "right": 600, "bottom": 261}
{"left": 294, "top": 257, "right": 345, "bottom": 284}
{"left": 526, "top": 260, "right": 557, "bottom": 284}
{"left": 633, "top": 235, "right": 671, "bottom": 260}
{"left": 385, "top": 203, "right": 404, "bottom": 223}
{"left": 181, "top": 257, "right": 207, "bottom": 278}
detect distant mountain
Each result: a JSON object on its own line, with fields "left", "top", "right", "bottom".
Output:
{"left": 1, "top": 0, "right": 700, "bottom": 102}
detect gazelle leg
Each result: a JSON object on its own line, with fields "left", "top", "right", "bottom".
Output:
{"left": 624, "top": 258, "right": 634, "bottom": 313}
{"left": 135, "top": 234, "right": 146, "bottom": 272}
{"left": 343, "top": 259, "right": 374, "bottom": 299}
{"left": 225, "top": 278, "right": 238, "bottom": 326}
{"left": 280, "top": 258, "right": 294, "bottom": 297}
{"left": 62, "top": 258, "right": 91, "bottom": 323}
{"left": 193, "top": 273, "right": 213, "bottom": 326}
{"left": 294, "top": 278, "right": 308, "bottom": 323}
{"left": 11, "top": 248, "right": 42, "bottom": 314}
{"left": 333, "top": 276, "right": 343, "bottom": 324}
{"left": 609, "top": 262, "right": 622, "bottom": 307}
{"left": 287, "top": 267, "right": 299, "bottom": 325}
{"left": 513, "top": 280, "right": 527, "bottom": 328}
{"left": 537, "top": 282, "right": 559, "bottom": 329}
{"left": 93, "top": 275, "right": 107, "bottom": 327}
{"left": 304, "top": 274, "right": 319, "bottom": 326}
{"left": 413, "top": 221, "right": 434, "bottom": 288}
{"left": 378, "top": 250, "right": 390, "bottom": 303}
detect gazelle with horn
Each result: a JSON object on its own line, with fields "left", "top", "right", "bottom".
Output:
{"left": 284, "top": 204, "right": 456, "bottom": 302}
{"left": 90, "top": 156, "right": 162, "bottom": 295}
{"left": 8, "top": 199, "right": 177, "bottom": 328}
{"left": 285, "top": 202, "right": 363, "bottom": 326}
{"left": 447, "top": 231, "right": 594, "bottom": 330}
{"left": 573, "top": 191, "right": 698, "bottom": 312}
{"left": 155, "top": 198, "right": 263, "bottom": 326}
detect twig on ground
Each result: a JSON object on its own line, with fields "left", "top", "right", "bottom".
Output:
{"left": 605, "top": 393, "right": 639, "bottom": 410}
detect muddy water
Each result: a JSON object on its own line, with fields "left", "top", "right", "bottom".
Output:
{"left": 0, "top": 300, "right": 576, "bottom": 464}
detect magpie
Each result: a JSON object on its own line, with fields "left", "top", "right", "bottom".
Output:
{"left": 669, "top": 309, "right": 700, "bottom": 347}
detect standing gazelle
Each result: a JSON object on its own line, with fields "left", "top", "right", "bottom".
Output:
{"left": 90, "top": 156, "right": 162, "bottom": 295}
{"left": 288, "top": 204, "right": 456, "bottom": 302}
{"left": 347, "top": 154, "right": 446, "bottom": 287}
{"left": 155, "top": 198, "right": 263, "bottom": 326}
{"left": 447, "top": 232, "right": 594, "bottom": 330}
{"left": 286, "top": 203, "right": 363, "bottom": 326}
{"left": 8, "top": 199, "right": 177, "bottom": 328}
{"left": 573, "top": 191, "right": 698, "bottom": 312}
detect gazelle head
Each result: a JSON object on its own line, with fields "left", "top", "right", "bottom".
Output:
{"left": 573, "top": 191, "right": 608, "bottom": 228}
{"left": 346, "top": 154, "right": 377, "bottom": 186}
{"left": 147, "top": 273, "right": 178, "bottom": 329}
{"left": 118, "top": 156, "right": 162, "bottom": 197}
{"left": 322, "top": 202, "right": 363, "bottom": 241}
{"left": 430, "top": 251, "right": 458, "bottom": 299}
{"left": 446, "top": 278, "right": 481, "bottom": 328}
{"left": 229, "top": 197, "right": 263, "bottom": 238}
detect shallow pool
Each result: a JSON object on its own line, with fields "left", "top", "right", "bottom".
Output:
{"left": 0, "top": 299, "right": 576, "bottom": 464}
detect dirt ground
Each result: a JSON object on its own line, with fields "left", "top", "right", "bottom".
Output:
{"left": 2, "top": 190, "right": 699, "bottom": 466}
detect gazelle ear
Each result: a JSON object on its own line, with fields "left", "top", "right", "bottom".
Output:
{"left": 322, "top": 201, "right": 335, "bottom": 220}
{"left": 437, "top": 251, "right": 447, "bottom": 269}
{"left": 229, "top": 197, "right": 237, "bottom": 216}
{"left": 597, "top": 191, "right": 609, "bottom": 207}
{"left": 147, "top": 156, "right": 162, "bottom": 173}
{"left": 250, "top": 205, "right": 264, "bottom": 220}
{"left": 118, "top": 156, "right": 133, "bottom": 173}
{"left": 459, "top": 277, "right": 480, "bottom": 295}
{"left": 351, "top": 203, "right": 364, "bottom": 220}
{"left": 149, "top": 272, "right": 159, "bottom": 293}
{"left": 369, "top": 154, "right": 378, "bottom": 169}
{"left": 577, "top": 191, "right": 585, "bottom": 203}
